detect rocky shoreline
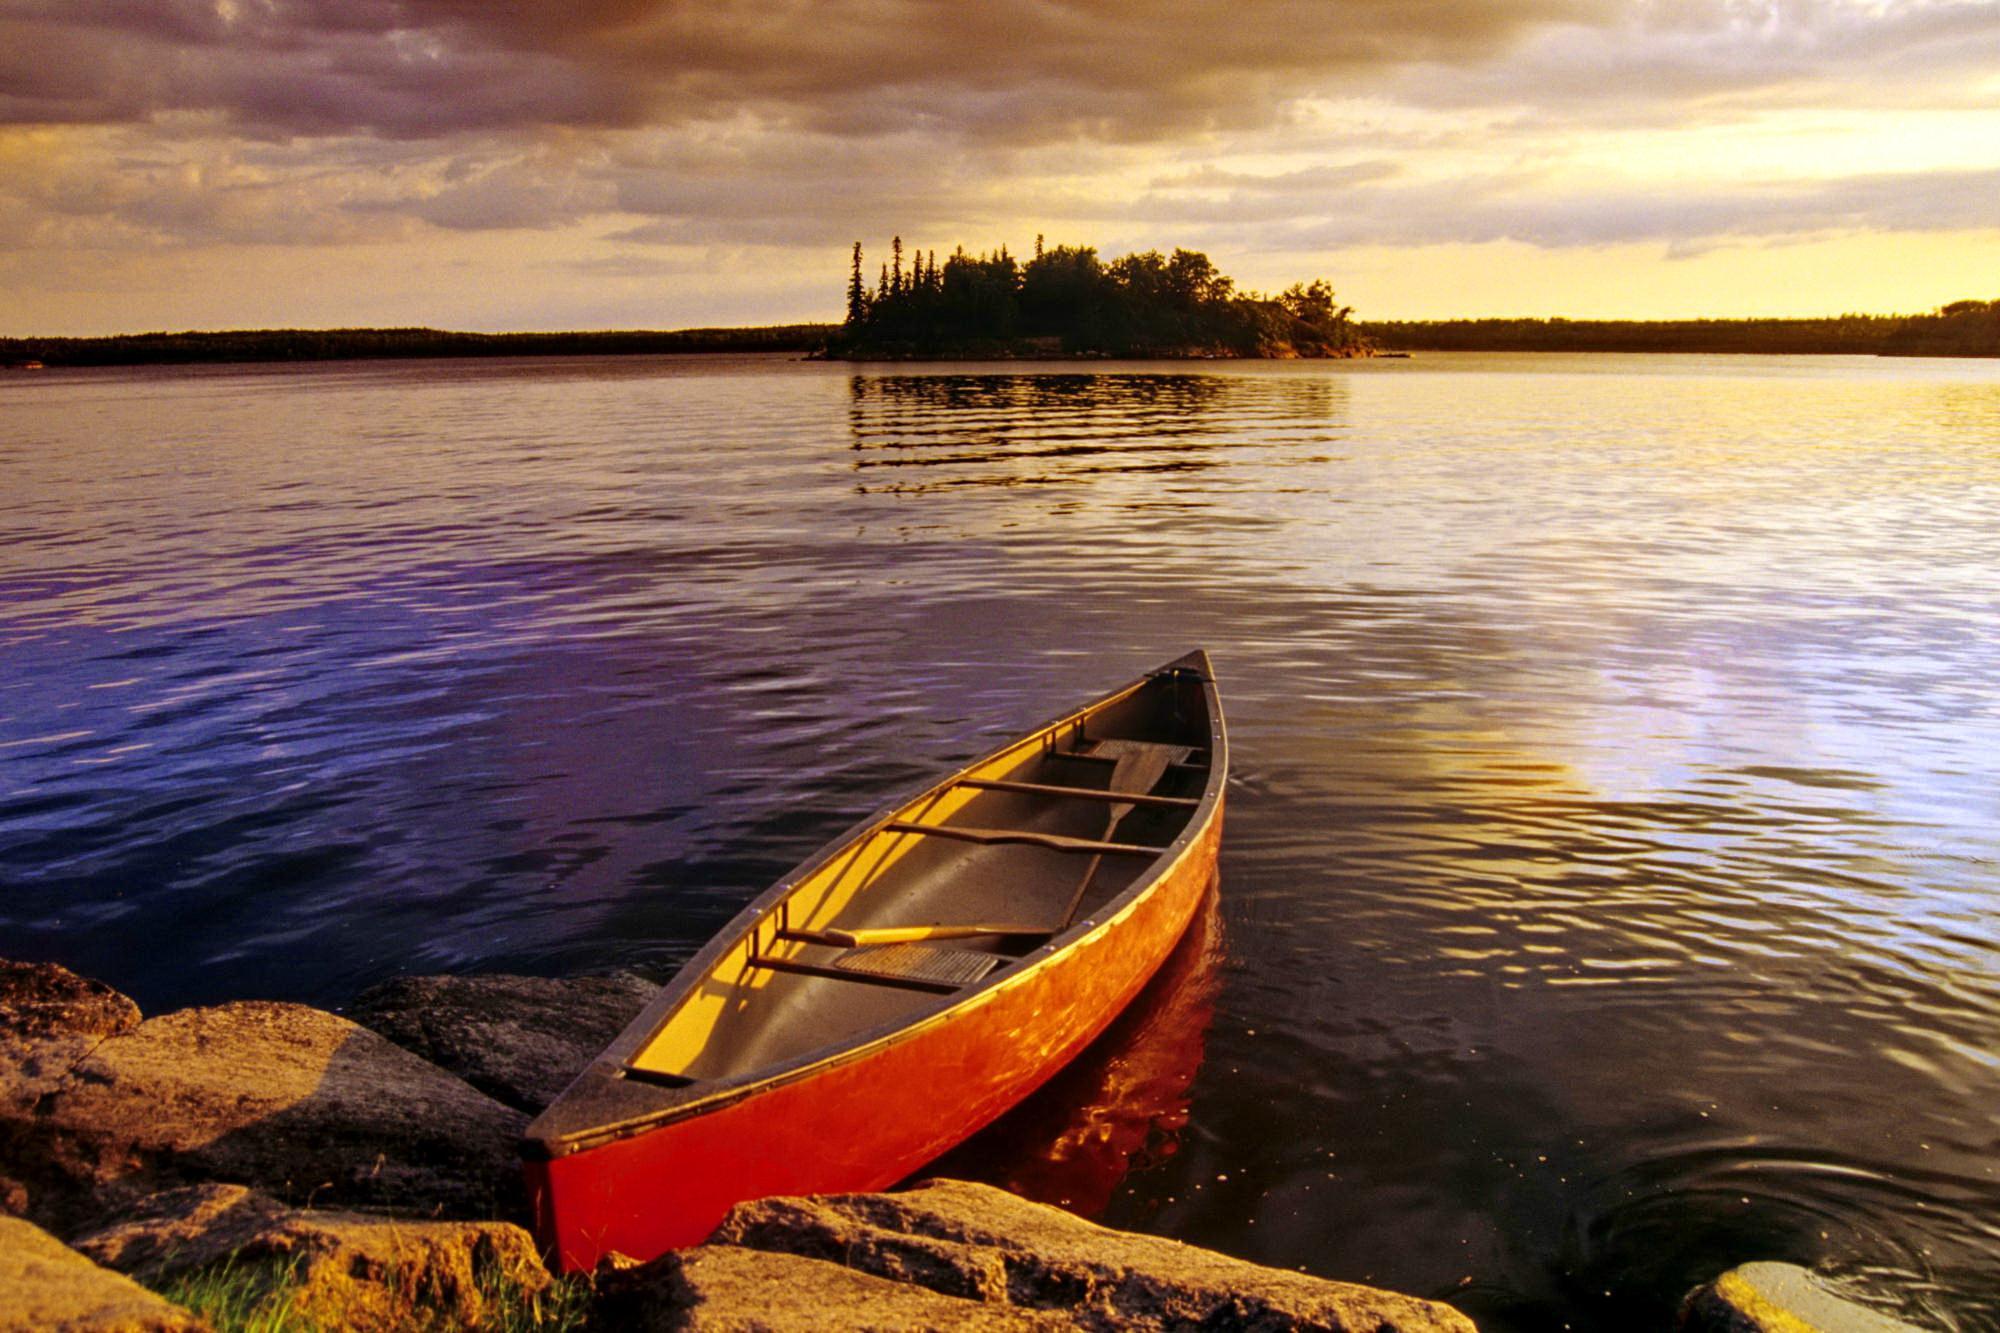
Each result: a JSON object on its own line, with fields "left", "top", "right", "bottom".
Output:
{"left": 0, "top": 958, "right": 1892, "bottom": 1330}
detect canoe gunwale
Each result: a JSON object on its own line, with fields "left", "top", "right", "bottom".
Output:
{"left": 522, "top": 650, "right": 1224, "bottom": 1161}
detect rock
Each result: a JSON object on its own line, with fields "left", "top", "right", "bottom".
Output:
{"left": 1680, "top": 1261, "right": 1925, "bottom": 1333}
{"left": 348, "top": 972, "right": 657, "bottom": 1114}
{"left": 0, "top": 1214, "right": 203, "bottom": 1332}
{"left": 600, "top": 1244, "right": 1073, "bottom": 1331}
{"left": 1, "top": 960, "right": 142, "bottom": 1112}
{"left": 709, "top": 1178, "right": 1475, "bottom": 1332}
{"left": 73, "top": 1183, "right": 548, "bottom": 1333}
{"left": 1, "top": 961, "right": 143, "bottom": 1224}
{"left": 23, "top": 1001, "right": 526, "bottom": 1230}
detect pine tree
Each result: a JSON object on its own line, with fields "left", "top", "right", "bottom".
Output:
{"left": 878, "top": 263, "right": 889, "bottom": 302}
{"left": 891, "top": 235, "right": 904, "bottom": 295}
{"left": 1035, "top": 233, "right": 1045, "bottom": 261}
{"left": 846, "top": 242, "right": 866, "bottom": 325}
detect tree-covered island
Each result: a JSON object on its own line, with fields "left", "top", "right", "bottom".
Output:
{"left": 821, "top": 236, "right": 1369, "bottom": 360}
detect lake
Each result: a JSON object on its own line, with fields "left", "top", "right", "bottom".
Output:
{"left": 3, "top": 351, "right": 1997, "bottom": 1329}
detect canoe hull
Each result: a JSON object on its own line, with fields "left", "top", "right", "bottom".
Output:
{"left": 524, "top": 799, "right": 1222, "bottom": 1270}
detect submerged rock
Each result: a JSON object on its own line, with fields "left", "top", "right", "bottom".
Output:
{"left": 21, "top": 1000, "right": 525, "bottom": 1229}
{"left": 1680, "top": 1262, "right": 1927, "bottom": 1333}
{"left": 602, "top": 1244, "right": 1074, "bottom": 1331}
{"left": 348, "top": 971, "right": 658, "bottom": 1113}
{"left": 0, "top": 1213, "right": 202, "bottom": 1332}
{"left": 73, "top": 1182, "right": 548, "bottom": 1332}
{"left": 683, "top": 1177, "right": 1474, "bottom": 1332}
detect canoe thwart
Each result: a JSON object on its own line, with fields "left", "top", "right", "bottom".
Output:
{"left": 880, "top": 820, "right": 1159, "bottom": 857}
{"left": 783, "top": 923, "right": 1049, "bottom": 948}
{"left": 955, "top": 777, "right": 1199, "bottom": 809}
{"left": 746, "top": 952, "right": 965, "bottom": 995}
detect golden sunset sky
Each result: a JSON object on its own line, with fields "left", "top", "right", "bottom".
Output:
{"left": 3, "top": 0, "right": 1996, "bottom": 335}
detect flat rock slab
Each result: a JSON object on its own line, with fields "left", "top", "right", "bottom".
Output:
{"left": 0, "top": 1214, "right": 202, "bottom": 1332}
{"left": 26, "top": 1001, "right": 526, "bottom": 1229}
{"left": 74, "top": 1183, "right": 548, "bottom": 1333}
{"left": 708, "top": 1178, "right": 1475, "bottom": 1332}
{"left": 348, "top": 971, "right": 658, "bottom": 1113}
{"left": 602, "top": 1244, "right": 1075, "bottom": 1331}
{"left": 1680, "top": 1262, "right": 1926, "bottom": 1333}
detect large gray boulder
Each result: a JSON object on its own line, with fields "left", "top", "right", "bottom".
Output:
{"left": 0, "top": 1214, "right": 202, "bottom": 1332}
{"left": 20, "top": 1000, "right": 526, "bottom": 1230}
{"left": 347, "top": 971, "right": 657, "bottom": 1113}
{"left": 679, "top": 1177, "right": 1474, "bottom": 1332}
{"left": 73, "top": 1183, "right": 548, "bottom": 1333}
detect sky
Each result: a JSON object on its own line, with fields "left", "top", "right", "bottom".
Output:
{"left": 2, "top": 0, "right": 1997, "bottom": 335}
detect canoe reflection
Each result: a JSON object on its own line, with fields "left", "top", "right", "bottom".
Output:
{"left": 918, "top": 877, "right": 1224, "bottom": 1216}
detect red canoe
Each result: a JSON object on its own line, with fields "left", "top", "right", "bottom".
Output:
{"left": 521, "top": 651, "right": 1227, "bottom": 1270}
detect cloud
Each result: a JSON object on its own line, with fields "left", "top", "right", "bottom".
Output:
{"left": 1391, "top": 0, "right": 2000, "bottom": 118}
{"left": 1140, "top": 161, "right": 2000, "bottom": 251}
{"left": 2, "top": 0, "right": 1997, "bottom": 330}
{"left": 0, "top": 0, "right": 1600, "bottom": 142}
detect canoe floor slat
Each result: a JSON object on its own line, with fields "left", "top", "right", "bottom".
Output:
{"left": 954, "top": 777, "right": 1199, "bottom": 809}
{"left": 833, "top": 943, "right": 1004, "bottom": 987}
{"left": 880, "top": 820, "right": 1160, "bottom": 857}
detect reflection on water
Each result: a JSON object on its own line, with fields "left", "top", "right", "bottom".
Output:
{"left": 4, "top": 353, "right": 2000, "bottom": 1331}
{"left": 847, "top": 372, "right": 1348, "bottom": 492}
{"left": 928, "top": 878, "right": 1225, "bottom": 1214}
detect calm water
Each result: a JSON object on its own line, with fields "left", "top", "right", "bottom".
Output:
{"left": 4, "top": 352, "right": 1998, "bottom": 1329}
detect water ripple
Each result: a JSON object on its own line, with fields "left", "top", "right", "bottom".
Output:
{"left": 5, "top": 353, "right": 2000, "bottom": 1329}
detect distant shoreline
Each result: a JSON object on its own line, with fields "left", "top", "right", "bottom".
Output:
{"left": 0, "top": 325, "right": 837, "bottom": 370}
{"left": 1363, "top": 309, "right": 1998, "bottom": 358}
{"left": 4, "top": 307, "right": 1994, "bottom": 369}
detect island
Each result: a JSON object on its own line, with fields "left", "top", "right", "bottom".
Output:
{"left": 820, "top": 236, "right": 1370, "bottom": 360}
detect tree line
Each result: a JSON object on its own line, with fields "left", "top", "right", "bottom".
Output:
{"left": 1361, "top": 300, "right": 2000, "bottom": 358}
{"left": 825, "top": 235, "right": 1367, "bottom": 359}
{"left": 0, "top": 325, "right": 835, "bottom": 369}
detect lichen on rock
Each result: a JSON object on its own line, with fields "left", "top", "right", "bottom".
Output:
{"left": 694, "top": 1177, "right": 1475, "bottom": 1332}
{"left": 73, "top": 1182, "right": 550, "bottom": 1332}
{"left": 0, "top": 1213, "right": 203, "bottom": 1332}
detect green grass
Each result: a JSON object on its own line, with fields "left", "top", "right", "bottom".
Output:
{"left": 151, "top": 1255, "right": 314, "bottom": 1333}
{"left": 147, "top": 1254, "right": 594, "bottom": 1332}
{"left": 480, "top": 1268, "right": 595, "bottom": 1332}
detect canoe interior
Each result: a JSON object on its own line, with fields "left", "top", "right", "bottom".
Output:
{"left": 625, "top": 668, "right": 1213, "bottom": 1085}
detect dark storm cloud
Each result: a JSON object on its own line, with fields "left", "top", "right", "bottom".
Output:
{"left": 0, "top": 0, "right": 1600, "bottom": 140}
{"left": 11, "top": 0, "right": 1996, "bottom": 143}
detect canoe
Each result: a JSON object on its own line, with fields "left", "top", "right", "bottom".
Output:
{"left": 521, "top": 650, "right": 1227, "bottom": 1271}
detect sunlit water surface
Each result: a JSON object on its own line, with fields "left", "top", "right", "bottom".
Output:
{"left": 4, "top": 353, "right": 1998, "bottom": 1330}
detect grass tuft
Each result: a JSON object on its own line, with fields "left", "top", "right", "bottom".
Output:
{"left": 480, "top": 1268, "right": 596, "bottom": 1332}
{"left": 152, "top": 1254, "right": 316, "bottom": 1333}
{"left": 148, "top": 1251, "right": 596, "bottom": 1332}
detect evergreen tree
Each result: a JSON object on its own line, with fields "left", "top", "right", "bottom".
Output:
{"left": 891, "top": 236, "right": 904, "bottom": 295}
{"left": 846, "top": 242, "right": 867, "bottom": 325}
